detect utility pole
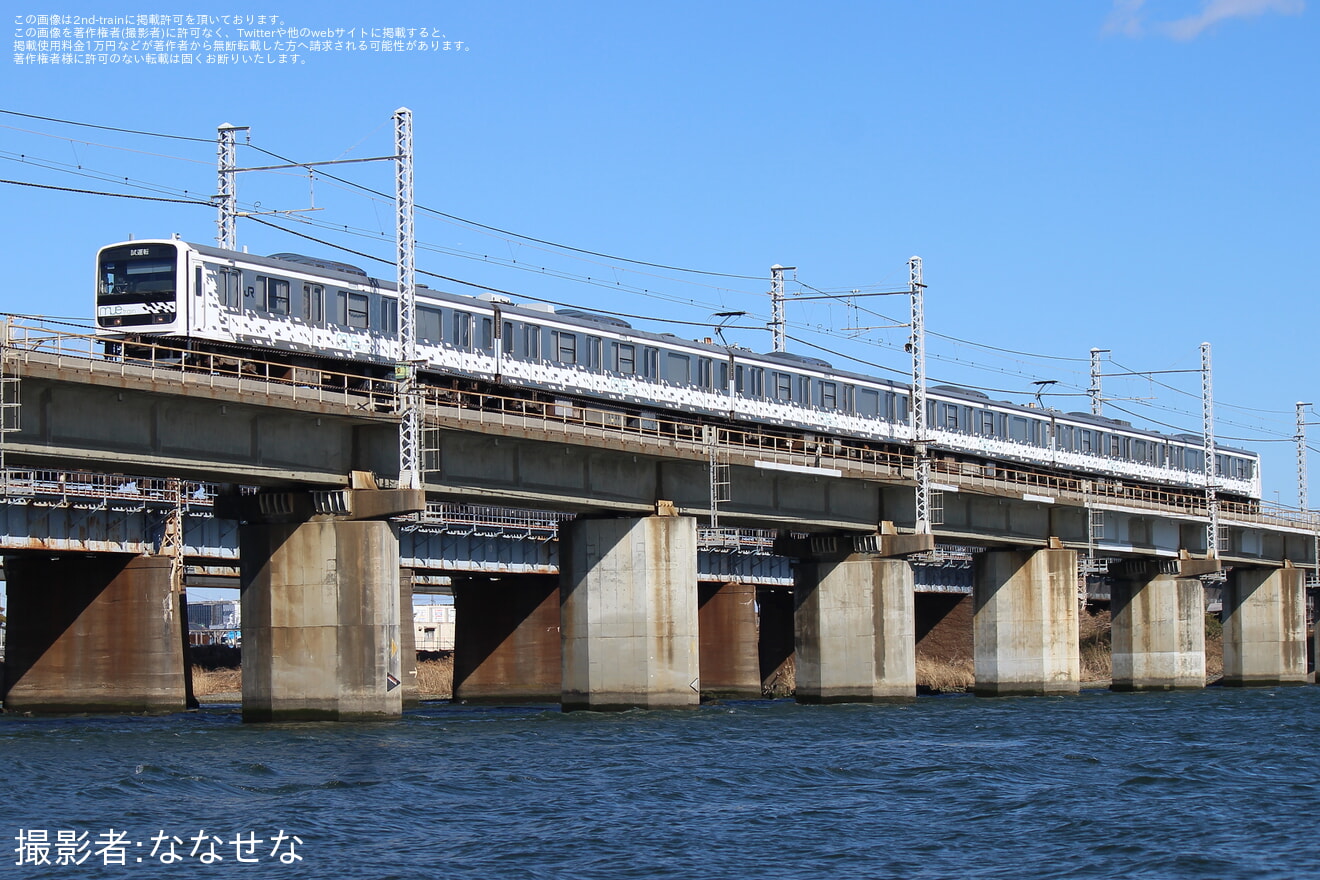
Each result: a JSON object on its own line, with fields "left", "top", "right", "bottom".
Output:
{"left": 1201, "top": 342, "right": 1218, "bottom": 558}
{"left": 910, "top": 256, "right": 930, "bottom": 534}
{"left": 769, "top": 265, "right": 793, "bottom": 353}
{"left": 395, "top": 107, "right": 420, "bottom": 491}
{"left": 1089, "top": 348, "right": 1109, "bottom": 416}
{"left": 215, "top": 123, "right": 248, "bottom": 249}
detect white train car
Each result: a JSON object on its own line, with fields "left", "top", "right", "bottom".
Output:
{"left": 95, "top": 238, "right": 1261, "bottom": 501}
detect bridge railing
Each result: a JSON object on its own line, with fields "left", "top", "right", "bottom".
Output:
{"left": 5, "top": 319, "right": 1319, "bottom": 535}
{"left": 0, "top": 467, "right": 213, "bottom": 508}
{"left": 2, "top": 319, "right": 400, "bottom": 413}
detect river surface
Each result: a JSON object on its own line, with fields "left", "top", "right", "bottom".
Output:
{"left": 4, "top": 687, "right": 1320, "bottom": 879}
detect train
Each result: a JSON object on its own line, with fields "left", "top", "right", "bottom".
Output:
{"left": 94, "top": 237, "right": 1262, "bottom": 503}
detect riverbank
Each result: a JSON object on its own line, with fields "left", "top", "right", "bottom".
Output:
{"left": 190, "top": 608, "right": 1226, "bottom": 700}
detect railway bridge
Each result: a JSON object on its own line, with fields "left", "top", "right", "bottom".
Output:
{"left": 0, "top": 321, "right": 1314, "bottom": 718}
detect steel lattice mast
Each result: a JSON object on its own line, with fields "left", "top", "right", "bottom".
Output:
{"left": 1298, "top": 402, "right": 1310, "bottom": 511}
{"left": 395, "top": 107, "right": 420, "bottom": 491}
{"left": 769, "top": 265, "right": 791, "bottom": 353}
{"left": 215, "top": 123, "right": 247, "bottom": 249}
{"left": 1089, "top": 347, "right": 1108, "bottom": 416}
{"left": 910, "top": 256, "right": 930, "bottom": 534}
{"left": 1201, "top": 342, "right": 1218, "bottom": 557}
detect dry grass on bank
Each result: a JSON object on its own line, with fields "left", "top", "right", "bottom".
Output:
{"left": 914, "top": 610, "right": 1226, "bottom": 693}
{"left": 916, "top": 656, "right": 975, "bottom": 693}
{"left": 1079, "top": 609, "right": 1112, "bottom": 683}
{"left": 416, "top": 656, "right": 453, "bottom": 699}
{"left": 191, "top": 667, "right": 241, "bottom": 696}
{"left": 187, "top": 613, "right": 1229, "bottom": 700}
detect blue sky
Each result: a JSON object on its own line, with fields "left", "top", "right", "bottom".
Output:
{"left": 3, "top": 0, "right": 1317, "bottom": 506}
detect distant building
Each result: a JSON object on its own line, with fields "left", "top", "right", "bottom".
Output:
{"left": 414, "top": 603, "right": 455, "bottom": 652}
{"left": 188, "top": 599, "right": 241, "bottom": 646}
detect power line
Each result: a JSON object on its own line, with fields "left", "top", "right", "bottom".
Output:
{"left": 0, "top": 108, "right": 215, "bottom": 144}
{"left": 0, "top": 178, "right": 213, "bottom": 206}
{"left": 239, "top": 140, "right": 769, "bottom": 282}
{"left": 245, "top": 217, "right": 764, "bottom": 333}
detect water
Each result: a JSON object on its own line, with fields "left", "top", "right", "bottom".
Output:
{"left": 4, "top": 688, "right": 1320, "bottom": 879}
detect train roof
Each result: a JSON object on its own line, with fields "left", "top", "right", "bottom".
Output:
{"left": 266, "top": 253, "right": 369, "bottom": 278}
{"left": 151, "top": 240, "right": 1258, "bottom": 460}
{"left": 761, "top": 351, "right": 833, "bottom": 370}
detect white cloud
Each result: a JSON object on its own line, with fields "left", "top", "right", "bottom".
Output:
{"left": 1104, "top": 0, "right": 1306, "bottom": 39}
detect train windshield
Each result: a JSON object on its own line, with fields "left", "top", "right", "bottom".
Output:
{"left": 97, "top": 242, "right": 179, "bottom": 327}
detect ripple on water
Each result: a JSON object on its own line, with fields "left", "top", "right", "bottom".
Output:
{"left": 6, "top": 689, "right": 1320, "bottom": 879}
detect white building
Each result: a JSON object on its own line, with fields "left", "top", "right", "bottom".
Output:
{"left": 414, "top": 603, "right": 456, "bottom": 652}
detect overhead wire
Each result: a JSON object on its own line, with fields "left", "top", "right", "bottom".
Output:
{"left": 244, "top": 217, "right": 765, "bottom": 332}
{"left": 0, "top": 178, "right": 213, "bottom": 206}
{"left": 0, "top": 108, "right": 217, "bottom": 144}
{"left": 6, "top": 109, "right": 1314, "bottom": 459}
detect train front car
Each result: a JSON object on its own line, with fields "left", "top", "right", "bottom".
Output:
{"left": 96, "top": 240, "right": 185, "bottom": 335}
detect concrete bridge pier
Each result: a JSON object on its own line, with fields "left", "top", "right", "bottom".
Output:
{"left": 1221, "top": 564, "right": 1307, "bottom": 686}
{"left": 1, "top": 554, "right": 188, "bottom": 713}
{"left": 559, "top": 512, "right": 700, "bottom": 711}
{"left": 1110, "top": 558, "right": 1213, "bottom": 691}
{"left": 225, "top": 484, "right": 425, "bottom": 722}
{"left": 973, "top": 545, "right": 1080, "bottom": 696}
{"left": 698, "top": 581, "right": 762, "bottom": 700}
{"left": 452, "top": 574, "right": 561, "bottom": 703}
{"left": 784, "top": 530, "right": 932, "bottom": 703}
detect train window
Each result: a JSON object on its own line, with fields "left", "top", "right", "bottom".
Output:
{"left": 379, "top": 298, "right": 397, "bottom": 335}
{"left": 219, "top": 268, "right": 241, "bottom": 308}
{"left": 819, "top": 381, "right": 838, "bottom": 410}
{"left": 698, "top": 358, "right": 713, "bottom": 389}
{"left": 303, "top": 284, "right": 324, "bottom": 323}
{"left": 502, "top": 321, "right": 515, "bottom": 357}
{"left": 667, "top": 352, "right": 691, "bottom": 383}
{"left": 480, "top": 317, "right": 493, "bottom": 352}
{"left": 347, "top": 293, "right": 370, "bottom": 329}
{"left": 857, "top": 388, "right": 879, "bottom": 416}
{"left": 896, "top": 395, "right": 909, "bottom": 422}
{"left": 799, "top": 376, "right": 810, "bottom": 403}
{"left": 749, "top": 367, "right": 765, "bottom": 398}
{"left": 943, "top": 404, "right": 959, "bottom": 431}
{"left": 520, "top": 324, "right": 539, "bottom": 360}
{"left": 1009, "top": 417, "right": 1030, "bottom": 443}
{"left": 774, "top": 372, "right": 792, "bottom": 401}
{"left": 979, "top": 411, "right": 995, "bottom": 435}
{"left": 616, "top": 343, "right": 636, "bottom": 374}
{"left": 643, "top": 348, "right": 658, "bottom": 378}
{"left": 257, "top": 276, "right": 290, "bottom": 315}
{"left": 1132, "top": 439, "right": 1148, "bottom": 462}
{"left": 587, "top": 336, "right": 602, "bottom": 369}
{"left": 718, "top": 361, "right": 731, "bottom": 392}
{"left": 419, "top": 307, "right": 441, "bottom": 342}
{"left": 451, "top": 311, "right": 471, "bottom": 348}
{"left": 553, "top": 331, "right": 577, "bottom": 364}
